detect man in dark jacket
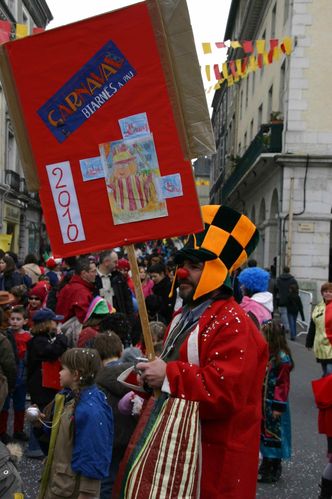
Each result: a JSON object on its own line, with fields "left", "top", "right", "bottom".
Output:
{"left": 94, "top": 333, "right": 138, "bottom": 498}
{"left": 275, "top": 266, "right": 298, "bottom": 331}
{"left": 149, "top": 262, "right": 176, "bottom": 324}
{"left": 56, "top": 256, "right": 97, "bottom": 323}
{"left": 95, "top": 251, "right": 133, "bottom": 319}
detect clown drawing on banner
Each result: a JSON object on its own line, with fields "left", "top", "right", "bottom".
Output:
{"left": 99, "top": 134, "right": 168, "bottom": 225}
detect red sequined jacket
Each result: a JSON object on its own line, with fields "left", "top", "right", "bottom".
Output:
{"left": 164, "top": 297, "right": 268, "bottom": 499}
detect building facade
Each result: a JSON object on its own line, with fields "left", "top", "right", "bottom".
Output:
{"left": 193, "top": 157, "right": 210, "bottom": 206}
{"left": 210, "top": 0, "right": 332, "bottom": 300}
{"left": 0, "top": 0, "right": 52, "bottom": 260}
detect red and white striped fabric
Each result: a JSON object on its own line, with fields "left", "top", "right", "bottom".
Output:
{"left": 121, "top": 396, "right": 201, "bottom": 498}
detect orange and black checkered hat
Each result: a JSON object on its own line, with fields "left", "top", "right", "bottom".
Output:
{"left": 174, "top": 205, "right": 259, "bottom": 300}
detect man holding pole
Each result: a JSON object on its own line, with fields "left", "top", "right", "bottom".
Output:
{"left": 135, "top": 205, "right": 268, "bottom": 498}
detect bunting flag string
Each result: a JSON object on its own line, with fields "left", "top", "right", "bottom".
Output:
{"left": 203, "top": 37, "right": 293, "bottom": 93}
{"left": 0, "top": 19, "right": 44, "bottom": 44}
{"left": 201, "top": 37, "right": 293, "bottom": 55}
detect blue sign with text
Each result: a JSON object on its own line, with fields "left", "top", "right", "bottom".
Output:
{"left": 38, "top": 40, "right": 136, "bottom": 143}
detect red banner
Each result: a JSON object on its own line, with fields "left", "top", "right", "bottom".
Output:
{"left": 1, "top": 3, "right": 203, "bottom": 257}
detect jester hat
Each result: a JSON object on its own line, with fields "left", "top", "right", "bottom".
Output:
{"left": 174, "top": 205, "right": 259, "bottom": 301}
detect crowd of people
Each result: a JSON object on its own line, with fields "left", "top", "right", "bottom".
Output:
{"left": 0, "top": 215, "right": 330, "bottom": 498}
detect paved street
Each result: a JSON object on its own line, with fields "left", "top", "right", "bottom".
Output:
{"left": 16, "top": 333, "right": 326, "bottom": 498}
{"left": 257, "top": 334, "right": 326, "bottom": 499}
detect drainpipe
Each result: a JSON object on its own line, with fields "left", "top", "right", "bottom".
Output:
{"left": 286, "top": 177, "right": 294, "bottom": 268}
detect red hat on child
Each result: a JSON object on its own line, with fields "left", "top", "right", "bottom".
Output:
{"left": 45, "top": 257, "right": 57, "bottom": 269}
{"left": 28, "top": 283, "right": 48, "bottom": 302}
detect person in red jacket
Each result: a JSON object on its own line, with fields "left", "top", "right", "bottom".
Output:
{"left": 56, "top": 256, "right": 97, "bottom": 324}
{"left": 135, "top": 205, "right": 268, "bottom": 499}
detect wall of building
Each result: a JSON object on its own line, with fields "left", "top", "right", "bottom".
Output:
{"left": 285, "top": 0, "right": 332, "bottom": 154}
{"left": 0, "top": 0, "right": 51, "bottom": 259}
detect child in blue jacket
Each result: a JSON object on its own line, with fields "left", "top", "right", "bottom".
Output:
{"left": 35, "top": 348, "right": 113, "bottom": 499}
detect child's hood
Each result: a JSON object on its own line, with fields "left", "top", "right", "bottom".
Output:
{"left": 251, "top": 291, "right": 274, "bottom": 312}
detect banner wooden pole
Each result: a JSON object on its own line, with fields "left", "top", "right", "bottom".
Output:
{"left": 125, "top": 244, "right": 156, "bottom": 362}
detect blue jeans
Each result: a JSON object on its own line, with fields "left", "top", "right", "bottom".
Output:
{"left": 287, "top": 313, "right": 297, "bottom": 340}
{"left": 321, "top": 362, "right": 332, "bottom": 377}
{"left": 278, "top": 307, "right": 290, "bottom": 332}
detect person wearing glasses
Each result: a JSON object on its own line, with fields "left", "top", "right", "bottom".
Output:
{"left": 27, "top": 285, "right": 48, "bottom": 328}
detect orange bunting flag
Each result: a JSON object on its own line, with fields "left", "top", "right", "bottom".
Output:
{"left": 230, "top": 40, "right": 242, "bottom": 49}
{"left": 202, "top": 42, "right": 212, "bottom": 54}
{"left": 205, "top": 65, "right": 211, "bottom": 81}
{"left": 270, "top": 39, "right": 279, "bottom": 50}
{"left": 222, "top": 62, "right": 229, "bottom": 79}
{"left": 257, "top": 54, "right": 263, "bottom": 69}
{"left": 256, "top": 39, "right": 265, "bottom": 54}
{"left": 242, "top": 40, "right": 253, "bottom": 53}
{"left": 0, "top": 20, "right": 11, "bottom": 43}
{"left": 268, "top": 50, "right": 274, "bottom": 64}
{"left": 16, "top": 23, "right": 28, "bottom": 38}
{"left": 229, "top": 60, "right": 237, "bottom": 77}
{"left": 215, "top": 42, "right": 226, "bottom": 49}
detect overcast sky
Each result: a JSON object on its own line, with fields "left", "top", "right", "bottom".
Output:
{"left": 46, "top": 0, "right": 232, "bottom": 108}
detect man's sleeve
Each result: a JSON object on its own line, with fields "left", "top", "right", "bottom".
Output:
{"left": 0, "top": 336, "right": 17, "bottom": 391}
{"left": 165, "top": 316, "right": 268, "bottom": 420}
{"left": 73, "top": 293, "right": 93, "bottom": 323}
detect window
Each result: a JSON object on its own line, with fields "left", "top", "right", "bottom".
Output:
{"left": 252, "top": 72, "right": 256, "bottom": 95}
{"left": 240, "top": 90, "right": 243, "bottom": 119}
{"left": 7, "top": 128, "right": 16, "bottom": 172}
{"left": 279, "top": 61, "right": 286, "bottom": 111}
{"left": 258, "top": 104, "right": 263, "bottom": 129}
{"left": 244, "top": 132, "right": 247, "bottom": 149}
{"left": 284, "top": 0, "right": 289, "bottom": 24}
{"left": 271, "top": 4, "right": 277, "bottom": 38}
{"left": 250, "top": 119, "right": 254, "bottom": 142}
{"left": 261, "top": 30, "right": 266, "bottom": 79}
{"left": 245, "top": 77, "right": 249, "bottom": 108}
{"left": 7, "top": 0, "right": 15, "bottom": 15}
{"left": 268, "top": 86, "right": 273, "bottom": 121}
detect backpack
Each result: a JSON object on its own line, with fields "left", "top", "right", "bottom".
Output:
{"left": 0, "top": 443, "right": 23, "bottom": 498}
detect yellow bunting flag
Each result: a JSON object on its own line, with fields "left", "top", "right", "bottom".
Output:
{"left": 16, "top": 23, "right": 28, "bottom": 38}
{"left": 205, "top": 65, "right": 211, "bottom": 81}
{"left": 263, "top": 52, "right": 269, "bottom": 65}
{"left": 222, "top": 62, "right": 229, "bottom": 79}
{"left": 235, "top": 59, "right": 243, "bottom": 76}
{"left": 282, "top": 36, "right": 293, "bottom": 55}
{"left": 273, "top": 46, "right": 281, "bottom": 61}
{"left": 227, "top": 75, "right": 234, "bottom": 87}
{"left": 248, "top": 55, "right": 258, "bottom": 72}
{"left": 202, "top": 42, "right": 212, "bottom": 54}
{"left": 256, "top": 39, "right": 265, "bottom": 54}
{"left": 230, "top": 40, "right": 242, "bottom": 49}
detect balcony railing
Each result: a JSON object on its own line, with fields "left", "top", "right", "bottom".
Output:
{"left": 5, "top": 169, "right": 21, "bottom": 192}
{"left": 221, "top": 123, "right": 283, "bottom": 200}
